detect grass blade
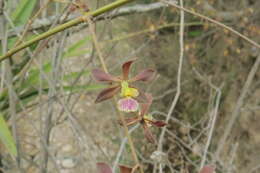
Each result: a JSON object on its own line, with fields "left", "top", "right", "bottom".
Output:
{"left": 0, "top": 113, "right": 17, "bottom": 157}
{"left": 11, "top": 0, "right": 37, "bottom": 26}
{"left": 63, "top": 36, "right": 92, "bottom": 58}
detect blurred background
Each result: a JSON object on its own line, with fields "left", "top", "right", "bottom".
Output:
{"left": 0, "top": 0, "right": 259, "bottom": 172}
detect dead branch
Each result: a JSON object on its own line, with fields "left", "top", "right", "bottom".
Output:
{"left": 2, "top": 2, "right": 167, "bottom": 39}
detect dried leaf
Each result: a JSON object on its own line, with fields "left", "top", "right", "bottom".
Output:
{"left": 118, "top": 116, "right": 140, "bottom": 126}
{"left": 151, "top": 120, "right": 167, "bottom": 127}
{"left": 130, "top": 69, "right": 155, "bottom": 82}
{"left": 92, "top": 69, "right": 120, "bottom": 82}
{"left": 122, "top": 60, "right": 135, "bottom": 80}
{"left": 96, "top": 162, "right": 112, "bottom": 173}
{"left": 145, "top": 93, "right": 153, "bottom": 105}
{"left": 199, "top": 165, "right": 215, "bottom": 173}
{"left": 140, "top": 93, "right": 153, "bottom": 116}
{"left": 135, "top": 90, "right": 148, "bottom": 103}
{"left": 95, "top": 85, "right": 120, "bottom": 103}
{"left": 142, "top": 124, "right": 156, "bottom": 144}
{"left": 119, "top": 165, "right": 133, "bottom": 173}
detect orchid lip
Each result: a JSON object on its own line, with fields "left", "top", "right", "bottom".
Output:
{"left": 117, "top": 97, "right": 139, "bottom": 112}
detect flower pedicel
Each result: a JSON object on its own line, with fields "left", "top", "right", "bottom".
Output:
{"left": 119, "top": 93, "right": 166, "bottom": 143}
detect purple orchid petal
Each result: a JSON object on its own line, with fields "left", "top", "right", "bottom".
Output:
{"left": 129, "top": 69, "right": 155, "bottom": 82}
{"left": 92, "top": 69, "right": 120, "bottom": 82}
{"left": 95, "top": 85, "right": 120, "bottom": 103}
{"left": 122, "top": 60, "right": 135, "bottom": 80}
{"left": 117, "top": 97, "right": 139, "bottom": 112}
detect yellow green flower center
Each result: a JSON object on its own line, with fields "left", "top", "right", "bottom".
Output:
{"left": 144, "top": 114, "right": 153, "bottom": 126}
{"left": 120, "top": 81, "right": 139, "bottom": 98}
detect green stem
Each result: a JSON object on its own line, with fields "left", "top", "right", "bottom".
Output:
{"left": 0, "top": 0, "right": 135, "bottom": 63}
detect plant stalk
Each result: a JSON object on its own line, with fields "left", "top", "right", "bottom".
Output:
{"left": 0, "top": 0, "right": 135, "bottom": 63}
{"left": 85, "top": 7, "right": 143, "bottom": 173}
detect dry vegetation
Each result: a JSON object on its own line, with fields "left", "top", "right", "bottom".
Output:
{"left": 0, "top": 0, "right": 260, "bottom": 173}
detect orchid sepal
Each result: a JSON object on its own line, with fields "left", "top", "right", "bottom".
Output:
{"left": 129, "top": 69, "right": 156, "bottom": 82}
{"left": 95, "top": 85, "right": 121, "bottom": 103}
{"left": 92, "top": 69, "right": 121, "bottom": 82}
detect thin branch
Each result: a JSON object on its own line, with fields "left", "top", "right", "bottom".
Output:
{"left": 249, "top": 164, "right": 260, "bottom": 173}
{"left": 215, "top": 53, "right": 260, "bottom": 157}
{"left": 200, "top": 82, "right": 222, "bottom": 170}
{"left": 86, "top": 12, "right": 144, "bottom": 173}
{"left": 13, "top": 0, "right": 51, "bottom": 47}
{"left": 40, "top": 30, "right": 67, "bottom": 173}
{"left": 0, "top": 0, "right": 136, "bottom": 62}
{"left": 0, "top": 8, "right": 21, "bottom": 168}
{"left": 161, "top": 0, "right": 260, "bottom": 49}
{"left": 15, "top": 5, "right": 72, "bottom": 86}
{"left": 3, "top": 2, "right": 168, "bottom": 38}
{"left": 112, "top": 124, "right": 139, "bottom": 172}
{"left": 227, "top": 142, "right": 238, "bottom": 173}
{"left": 157, "top": 0, "right": 184, "bottom": 172}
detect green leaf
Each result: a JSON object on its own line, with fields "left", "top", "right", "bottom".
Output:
{"left": 23, "top": 36, "right": 92, "bottom": 89}
{"left": 3, "top": 0, "right": 37, "bottom": 51}
{"left": 0, "top": 0, "right": 38, "bottom": 56}
{"left": 63, "top": 36, "right": 92, "bottom": 57}
{"left": 63, "top": 49, "right": 91, "bottom": 58}
{"left": 20, "top": 62, "right": 52, "bottom": 89}
{"left": 18, "top": 34, "right": 91, "bottom": 88}
{"left": 63, "top": 84, "right": 106, "bottom": 93}
{"left": 0, "top": 113, "right": 17, "bottom": 157}
{"left": 23, "top": 68, "right": 90, "bottom": 90}
{"left": 188, "top": 30, "right": 203, "bottom": 37}
{"left": 63, "top": 70, "right": 90, "bottom": 81}
{"left": 11, "top": 0, "right": 37, "bottom": 27}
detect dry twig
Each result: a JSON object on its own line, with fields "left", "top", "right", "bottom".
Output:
{"left": 216, "top": 53, "right": 260, "bottom": 157}
{"left": 161, "top": 0, "right": 260, "bottom": 49}
{"left": 156, "top": 0, "right": 184, "bottom": 172}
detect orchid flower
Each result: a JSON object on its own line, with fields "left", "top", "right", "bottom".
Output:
{"left": 92, "top": 60, "right": 155, "bottom": 112}
{"left": 119, "top": 94, "right": 166, "bottom": 143}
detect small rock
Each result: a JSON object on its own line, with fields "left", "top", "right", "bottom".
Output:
{"left": 61, "top": 158, "right": 76, "bottom": 169}
{"left": 61, "top": 144, "right": 73, "bottom": 152}
{"left": 150, "top": 150, "right": 168, "bottom": 163}
{"left": 179, "top": 126, "right": 190, "bottom": 135}
{"left": 192, "top": 144, "right": 202, "bottom": 156}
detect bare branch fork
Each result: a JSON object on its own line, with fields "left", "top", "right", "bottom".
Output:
{"left": 0, "top": 0, "right": 137, "bottom": 62}
{"left": 161, "top": 0, "right": 260, "bottom": 49}
{"left": 3, "top": 2, "right": 167, "bottom": 38}
{"left": 216, "top": 53, "right": 260, "bottom": 157}
{"left": 156, "top": 0, "right": 184, "bottom": 173}
{"left": 200, "top": 82, "right": 222, "bottom": 170}
{"left": 162, "top": 0, "right": 260, "bottom": 169}
{"left": 2, "top": 0, "right": 259, "bottom": 63}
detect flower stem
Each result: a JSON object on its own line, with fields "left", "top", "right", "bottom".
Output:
{"left": 0, "top": 0, "right": 136, "bottom": 63}
{"left": 86, "top": 7, "right": 144, "bottom": 173}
